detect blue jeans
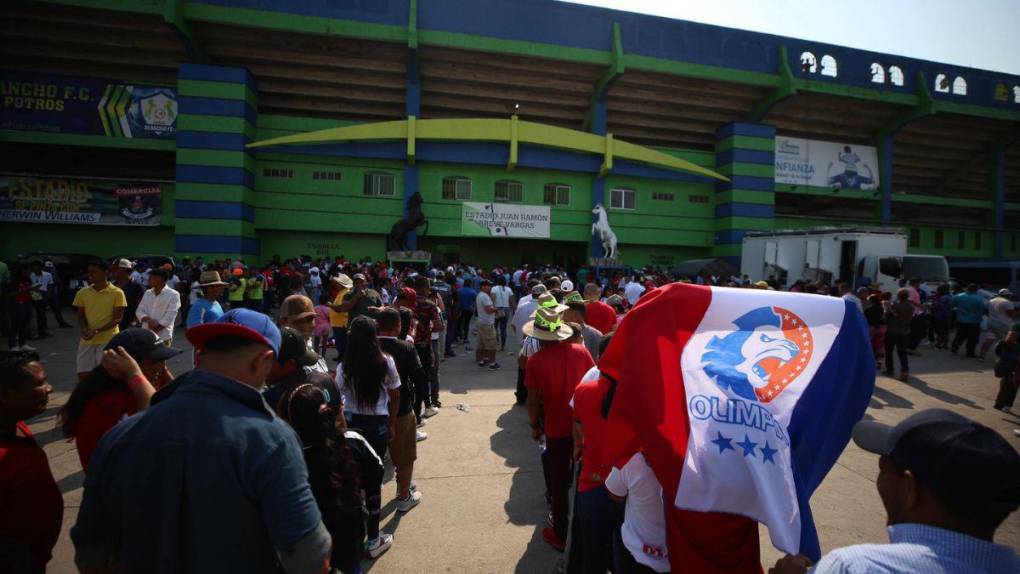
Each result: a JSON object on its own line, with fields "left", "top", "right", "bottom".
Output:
{"left": 332, "top": 326, "right": 348, "bottom": 361}
{"left": 575, "top": 485, "right": 618, "bottom": 574}
{"left": 345, "top": 413, "right": 389, "bottom": 461}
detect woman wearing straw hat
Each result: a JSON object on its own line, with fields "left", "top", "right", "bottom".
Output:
{"left": 185, "top": 271, "right": 228, "bottom": 329}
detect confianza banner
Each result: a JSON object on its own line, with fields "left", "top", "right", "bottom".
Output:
{"left": 461, "top": 201, "right": 551, "bottom": 238}
{"left": 0, "top": 71, "right": 177, "bottom": 139}
{"left": 0, "top": 176, "right": 163, "bottom": 226}
{"left": 774, "top": 136, "right": 879, "bottom": 190}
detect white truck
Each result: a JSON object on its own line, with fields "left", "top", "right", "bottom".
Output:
{"left": 740, "top": 227, "right": 949, "bottom": 293}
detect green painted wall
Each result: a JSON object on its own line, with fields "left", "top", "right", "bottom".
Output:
{"left": 259, "top": 230, "right": 387, "bottom": 264}
{"left": 0, "top": 223, "right": 174, "bottom": 261}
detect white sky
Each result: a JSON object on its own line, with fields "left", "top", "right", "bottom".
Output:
{"left": 561, "top": 0, "right": 1020, "bottom": 76}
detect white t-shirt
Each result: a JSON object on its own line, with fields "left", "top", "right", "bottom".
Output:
{"left": 476, "top": 291, "right": 496, "bottom": 326}
{"left": 491, "top": 285, "right": 512, "bottom": 308}
{"left": 30, "top": 271, "right": 54, "bottom": 292}
{"left": 604, "top": 453, "right": 669, "bottom": 573}
{"left": 988, "top": 297, "right": 1015, "bottom": 329}
{"left": 624, "top": 282, "right": 646, "bottom": 306}
{"left": 337, "top": 354, "right": 400, "bottom": 416}
{"left": 512, "top": 300, "right": 539, "bottom": 344}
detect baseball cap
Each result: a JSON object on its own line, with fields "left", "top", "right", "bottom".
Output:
{"left": 44, "top": 260, "right": 54, "bottom": 269}
{"left": 397, "top": 287, "right": 417, "bottom": 304}
{"left": 115, "top": 258, "right": 133, "bottom": 269}
{"left": 280, "top": 295, "right": 316, "bottom": 321}
{"left": 186, "top": 308, "right": 282, "bottom": 356}
{"left": 531, "top": 284, "right": 548, "bottom": 297}
{"left": 561, "top": 280, "right": 574, "bottom": 292}
{"left": 352, "top": 273, "right": 366, "bottom": 282}
{"left": 104, "top": 328, "right": 184, "bottom": 363}
{"left": 278, "top": 327, "right": 320, "bottom": 367}
{"left": 853, "top": 409, "right": 1020, "bottom": 515}
{"left": 998, "top": 288, "right": 1014, "bottom": 298}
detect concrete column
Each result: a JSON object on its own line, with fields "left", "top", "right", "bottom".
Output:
{"left": 713, "top": 122, "right": 776, "bottom": 266}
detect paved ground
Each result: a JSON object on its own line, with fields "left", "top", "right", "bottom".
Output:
{"left": 25, "top": 325, "right": 1020, "bottom": 573}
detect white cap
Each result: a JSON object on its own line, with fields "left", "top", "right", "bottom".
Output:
{"left": 561, "top": 279, "right": 574, "bottom": 292}
{"left": 116, "top": 258, "right": 133, "bottom": 269}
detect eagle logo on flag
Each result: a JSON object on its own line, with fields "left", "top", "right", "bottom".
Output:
{"left": 701, "top": 306, "right": 814, "bottom": 403}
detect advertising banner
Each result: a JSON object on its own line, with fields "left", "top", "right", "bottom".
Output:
{"left": 0, "top": 175, "right": 163, "bottom": 226}
{"left": 0, "top": 71, "right": 177, "bottom": 138}
{"left": 461, "top": 201, "right": 551, "bottom": 238}
{"left": 774, "top": 136, "right": 879, "bottom": 190}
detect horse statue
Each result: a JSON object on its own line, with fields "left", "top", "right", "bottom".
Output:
{"left": 387, "top": 192, "right": 429, "bottom": 251}
{"left": 591, "top": 203, "right": 619, "bottom": 260}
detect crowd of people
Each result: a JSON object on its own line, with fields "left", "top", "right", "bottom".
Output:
{"left": 1, "top": 254, "right": 1018, "bottom": 573}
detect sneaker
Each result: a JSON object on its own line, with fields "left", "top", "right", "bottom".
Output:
{"left": 366, "top": 534, "right": 393, "bottom": 559}
{"left": 433, "top": 400, "right": 442, "bottom": 408}
{"left": 423, "top": 406, "right": 440, "bottom": 418}
{"left": 477, "top": 360, "right": 488, "bottom": 367}
{"left": 9, "top": 345, "right": 21, "bottom": 351}
{"left": 416, "top": 430, "right": 428, "bottom": 442}
{"left": 410, "top": 481, "right": 418, "bottom": 492}
{"left": 508, "top": 350, "right": 516, "bottom": 356}
{"left": 20, "top": 344, "right": 36, "bottom": 352}
{"left": 396, "top": 490, "right": 422, "bottom": 513}
{"left": 899, "top": 372, "right": 909, "bottom": 382}
{"left": 1014, "top": 429, "right": 1020, "bottom": 438}
{"left": 488, "top": 362, "right": 501, "bottom": 370}
{"left": 417, "top": 418, "right": 427, "bottom": 428}
{"left": 542, "top": 527, "right": 566, "bottom": 552}
{"left": 999, "top": 406, "right": 1012, "bottom": 414}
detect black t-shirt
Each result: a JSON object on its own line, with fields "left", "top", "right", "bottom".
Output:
{"left": 863, "top": 304, "right": 884, "bottom": 327}
{"left": 263, "top": 369, "right": 343, "bottom": 415}
{"left": 378, "top": 336, "right": 426, "bottom": 415}
{"left": 118, "top": 280, "right": 145, "bottom": 329}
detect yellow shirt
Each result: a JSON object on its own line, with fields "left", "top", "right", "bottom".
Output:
{"left": 329, "top": 288, "right": 349, "bottom": 328}
{"left": 228, "top": 277, "right": 247, "bottom": 302}
{"left": 72, "top": 284, "right": 127, "bottom": 346}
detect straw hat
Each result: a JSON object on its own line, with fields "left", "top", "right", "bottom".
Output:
{"left": 534, "top": 292, "right": 568, "bottom": 314}
{"left": 198, "top": 270, "right": 228, "bottom": 286}
{"left": 522, "top": 307, "right": 573, "bottom": 341}
{"left": 332, "top": 273, "right": 353, "bottom": 289}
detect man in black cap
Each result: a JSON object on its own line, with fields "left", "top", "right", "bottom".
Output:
{"left": 262, "top": 327, "right": 341, "bottom": 416}
{"left": 771, "top": 409, "right": 1020, "bottom": 573}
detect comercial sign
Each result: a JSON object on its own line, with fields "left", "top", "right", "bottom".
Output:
{"left": 774, "top": 136, "right": 879, "bottom": 190}
{"left": 461, "top": 202, "right": 551, "bottom": 238}
{"left": 0, "top": 71, "right": 177, "bottom": 138}
{"left": 0, "top": 175, "right": 163, "bottom": 226}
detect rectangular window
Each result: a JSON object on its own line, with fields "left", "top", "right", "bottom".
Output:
{"left": 494, "top": 180, "right": 523, "bottom": 203}
{"left": 363, "top": 172, "right": 395, "bottom": 197}
{"left": 652, "top": 192, "right": 675, "bottom": 201}
{"left": 909, "top": 228, "right": 920, "bottom": 248}
{"left": 974, "top": 231, "right": 982, "bottom": 250}
{"left": 934, "top": 229, "right": 943, "bottom": 249}
{"left": 442, "top": 177, "right": 472, "bottom": 201}
{"left": 543, "top": 184, "right": 571, "bottom": 206}
{"left": 688, "top": 195, "right": 710, "bottom": 204}
{"left": 263, "top": 168, "right": 294, "bottom": 178}
{"left": 610, "top": 188, "right": 636, "bottom": 210}
{"left": 314, "top": 171, "right": 342, "bottom": 181}
{"left": 957, "top": 230, "right": 965, "bottom": 249}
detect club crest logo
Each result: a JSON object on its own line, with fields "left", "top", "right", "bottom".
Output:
{"left": 701, "top": 306, "right": 813, "bottom": 403}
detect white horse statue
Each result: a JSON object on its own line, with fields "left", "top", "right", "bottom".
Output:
{"left": 591, "top": 203, "right": 619, "bottom": 260}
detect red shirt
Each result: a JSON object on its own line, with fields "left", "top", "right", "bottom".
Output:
{"left": 585, "top": 300, "right": 617, "bottom": 335}
{"left": 75, "top": 388, "right": 138, "bottom": 471}
{"left": 572, "top": 369, "right": 612, "bottom": 492}
{"left": 0, "top": 422, "right": 64, "bottom": 572}
{"left": 526, "top": 342, "right": 594, "bottom": 438}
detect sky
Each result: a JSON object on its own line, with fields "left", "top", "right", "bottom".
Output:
{"left": 561, "top": 0, "right": 1020, "bottom": 76}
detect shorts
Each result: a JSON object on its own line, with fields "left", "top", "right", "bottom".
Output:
{"left": 389, "top": 412, "right": 418, "bottom": 466}
{"left": 986, "top": 323, "right": 1008, "bottom": 341}
{"left": 477, "top": 323, "right": 498, "bottom": 351}
{"left": 77, "top": 343, "right": 105, "bottom": 374}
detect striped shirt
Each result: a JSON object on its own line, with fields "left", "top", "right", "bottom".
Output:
{"left": 811, "top": 523, "right": 1020, "bottom": 574}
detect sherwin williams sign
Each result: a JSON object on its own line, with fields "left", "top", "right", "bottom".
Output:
{"left": 0, "top": 176, "right": 162, "bottom": 226}
{"left": 0, "top": 71, "right": 177, "bottom": 138}
{"left": 774, "top": 136, "right": 879, "bottom": 190}
{"left": 462, "top": 202, "right": 551, "bottom": 238}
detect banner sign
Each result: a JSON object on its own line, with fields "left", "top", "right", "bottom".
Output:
{"left": 774, "top": 136, "right": 879, "bottom": 190}
{"left": 0, "top": 71, "right": 177, "bottom": 138}
{"left": 461, "top": 202, "right": 551, "bottom": 238}
{"left": 0, "top": 175, "right": 163, "bottom": 226}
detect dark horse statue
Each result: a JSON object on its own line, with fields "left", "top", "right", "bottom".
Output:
{"left": 387, "top": 191, "right": 429, "bottom": 251}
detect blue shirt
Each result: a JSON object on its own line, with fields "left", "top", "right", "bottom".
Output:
{"left": 458, "top": 286, "right": 478, "bottom": 310}
{"left": 953, "top": 292, "right": 987, "bottom": 325}
{"left": 71, "top": 370, "right": 323, "bottom": 574}
{"left": 187, "top": 298, "right": 223, "bottom": 329}
{"left": 811, "top": 523, "right": 1020, "bottom": 574}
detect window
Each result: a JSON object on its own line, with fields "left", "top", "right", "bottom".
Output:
{"left": 952, "top": 76, "right": 967, "bottom": 95}
{"left": 974, "top": 231, "right": 982, "bottom": 250}
{"left": 494, "top": 180, "right": 523, "bottom": 203}
{"left": 870, "top": 63, "right": 885, "bottom": 84}
{"left": 610, "top": 187, "right": 636, "bottom": 210}
{"left": 909, "top": 228, "right": 920, "bottom": 248}
{"left": 935, "top": 73, "right": 950, "bottom": 93}
{"left": 363, "top": 172, "right": 395, "bottom": 197}
{"left": 934, "top": 229, "right": 944, "bottom": 249}
{"left": 543, "top": 183, "right": 571, "bottom": 206}
{"left": 1013, "top": 85, "right": 1020, "bottom": 104}
{"left": 995, "top": 83, "right": 1009, "bottom": 101}
{"left": 262, "top": 167, "right": 294, "bottom": 178}
{"left": 441, "top": 176, "right": 472, "bottom": 201}
{"left": 889, "top": 66, "right": 904, "bottom": 86}
{"left": 688, "top": 195, "right": 710, "bottom": 203}
{"left": 958, "top": 230, "right": 966, "bottom": 249}
{"left": 313, "top": 171, "right": 342, "bottom": 181}
{"left": 799, "top": 52, "right": 817, "bottom": 74}
{"left": 879, "top": 257, "right": 901, "bottom": 278}
{"left": 820, "top": 55, "right": 838, "bottom": 77}
{"left": 652, "top": 192, "right": 674, "bottom": 201}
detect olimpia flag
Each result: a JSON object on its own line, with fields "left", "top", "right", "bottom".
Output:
{"left": 599, "top": 283, "right": 874, "bottom": 572}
